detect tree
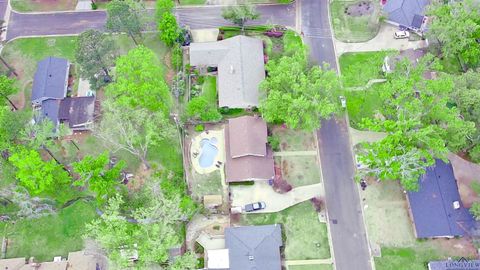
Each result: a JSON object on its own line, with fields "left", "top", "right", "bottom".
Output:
{"left": 428, "top": 0, "right": 480, "bottom": 67}
{"left": 168, "top": 252, "right": 197, "bottom": 270}
{"left": 106, "top": 46, "right": 171, "bottom": 113}
{"left": 222, "top": 4, "right": 260, "bottom": 33}
{"left": 185, "top": 96, "right": 222, "bottom": 122}
{"left": 158, "top": 12, "right": 179, "bottom": 47}
{"left": 0, "top": 106, "right": 28, "bottom": 152}
{"left": 156, "top": 0, "right": 174, "bottom": 18}
{"left": 72, "top": 152, "right": 125, "bottom": 203}
{"left": 356, "top": 55, "right": 476, "bottom": 190}
{"left": 76, "top": 30, "right": 117, "bottom": 90}
{"left": 95, "top": 101, "right": 176, "bottom": 168}
{"left": 106, "top": 0, "right": 145, "bottom": 45}
{"left": 470, "top": 202, "right": 480, "bottom": 221}
{"left": 9, "top": 147, "right": 70, "bottom": 195}
{"left": 0, "top": 75, "right": 19, "bottom": 110}
{"left": 260, "top": 49, "right": 341, "bottom": 131}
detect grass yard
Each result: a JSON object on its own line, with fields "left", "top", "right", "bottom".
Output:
{"left": 339, "top": 51, "right": 393, "bottom": 87}
{"left": 344, "top": 83, "right": 384, "bottom": 128}
{"left": 289, "top": 265, "right": 333, "bottom": 270}
{"left": 240, "top": 202, "right": 330, "bottom": 260}
{"left": 189, "top": 170, "right": 223, "bottom": 201}
{"left": 439, "top": 55, "right": 463, "bottom": 74}
{"left": 271, "top": 126, "right": 317, "bottom": 151}
{"left": 276, "top": 156, "right": 321, "bottom": 187}
{"left": 330, "top": 0, "right": 381, "bottom": 42}
{"left": 375, "top": 247, "right": 444, "bottom": 270}
{"left": 11, "top": 0, "right": 77, "bottom": 12}
{"left": 202, "top": 76, "right": 217, "bottom": 108}
{"left": 1, "top": 200, "right": 97, "bottom": 261}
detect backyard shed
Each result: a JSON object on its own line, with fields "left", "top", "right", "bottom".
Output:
{"left": 407, "top": 159, "right": 476, "bottom": 238}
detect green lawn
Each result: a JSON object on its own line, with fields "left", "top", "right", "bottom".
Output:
{"left": 289, "top": 265, "right": 333, "bottom": 270}
{"left": 276, "top": 156, "right": 321, "bottom": 187}
{"left": 189, "top": 170, "right": 223, "bottom": 201}
{"left": 241, "top": 202, "right": 330, "bottom": 260}
{"left": 339, "top": 51, "right": 393, "bottom": 87}
{"left": 1, "top": 200, "right": 97, "bottom": 261}
{"left": 11, "top": 0, "right": 77, "bottom": 12}
{"left": 375, "top": 247, "right": 443, "bottom": 270}
{"left": 202, "top": 76, "right": 217, "bottom": 107}
{"left": 330, "top": 0, "right": 381, "bottom": 42}
{"left": 345, "top": 83, "right": 384, "bottom": 128}
{"left": 272, "top": 127, "right": 316, "bottom": 151}
{"left": 439, "top": 55, "right": 463, "bottom": 74}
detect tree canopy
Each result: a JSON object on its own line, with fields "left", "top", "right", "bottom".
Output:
{"left": 222, "top": 4, "right": 260, "bottom": 32}
{"left": 260, "top": 40, "right": 340, "bottom": 131}
{"left": 76, "top": 30, "right": 117, "bottom": 90}
{"left": 0, "top": 75, "right": 19, "bottom": 109}
{"left": 106, "top": 46, "right": 171, "bottom": 113}
{"left": 428, "top": 0, "right": 480, "bottom": 67}
{"left": 185, "top": 96, "right": 222, "bottom": 122}
{"left": 156, "top": 0, "right": 179, "bottom": 47}
{"left": 106, "top": 0, "right": 145, "bottom": 45}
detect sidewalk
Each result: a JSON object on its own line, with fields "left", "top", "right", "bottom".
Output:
{"left": 335, "top": 24, "right": 428, "bottom": 55}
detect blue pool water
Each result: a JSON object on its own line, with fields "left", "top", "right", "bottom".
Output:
{"left": 199, "top": 137, "right": 219, "bottom": 168}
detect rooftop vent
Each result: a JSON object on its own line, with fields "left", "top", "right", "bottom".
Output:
{"left": 248, "top": 255, "right": 254, "bottom": 261}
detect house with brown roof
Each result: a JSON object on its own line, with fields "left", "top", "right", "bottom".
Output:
{"left": 224, "top": 115, "right": 274, "bottom": 183}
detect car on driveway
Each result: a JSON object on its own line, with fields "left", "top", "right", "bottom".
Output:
{"left": 244, "top": 202, "right": 266, "bottom": 212}
{"left": 394, "top": 31, "right": 410, "bottom": 39}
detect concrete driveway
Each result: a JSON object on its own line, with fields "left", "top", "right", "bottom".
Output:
{"left": 335, "top": 24, "right": 428, "bottom": 55}
{"left": 230, "top": 181, "right": 323, "bottom": 213}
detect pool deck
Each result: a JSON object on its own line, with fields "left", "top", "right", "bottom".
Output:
{"left": 191, "top": 128, "right": 226, "bottom": 175}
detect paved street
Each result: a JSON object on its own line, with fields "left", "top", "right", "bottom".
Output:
{"left": 5, "top": 4, "right": 295, "bottom": 41}
{"left": 301, "top": 0, "right": 372, "bottom": 269}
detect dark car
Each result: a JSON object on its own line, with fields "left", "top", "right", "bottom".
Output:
{"left": 244, "top": 202, "right": 266, "bottom": 212}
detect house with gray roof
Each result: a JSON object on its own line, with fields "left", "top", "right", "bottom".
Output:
{"left": 382, "top": 0, "right": 430, "bottom": 31}
{"left": 224, "top": 115, "right": 274, "bottom": 183}
{"left": 407, "top": 159, "right": 476, "bottom": 238}
{"left": 206, "top": 224, "right": 282, "bottom": 270}
{"left": 31, "top": 57, "right": 96, "bottom": 132}
{"left": 189, "top": 35, "right": 265, "bottom": 109}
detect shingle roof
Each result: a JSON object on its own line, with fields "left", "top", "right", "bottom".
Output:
{"left": 225, "top": 224, "right": 283, "bottom": 270}
{"left": 31, "top": 57, "right": 69, "bottom": 104}
{"left": 407, "top": 159, "right": 476, "bottom": 238}
{"left": 224, "top": 116, "right": 274, "bottom": 182}
{"left": 40, "top": 99, "right": 61, "bottom": 127}
{"left": 59, "top": 96, "right": 95, "bottom": 129}
{"left": 383, "top": 0, "right": 429, "bottom": 28}
{"left": 189, "top": 35, "right": 265, "bottom": 108}
{"left": 228, "top": 116, "right": 268, "bottom": 158}
{"left": 0, "top": 258, "right": 26, "bottom": 270}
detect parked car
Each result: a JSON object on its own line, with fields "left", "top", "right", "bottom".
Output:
{"left": 394, "top": 31, "right": 410, "bottom": 39}
{"left": 244, "top": 202, "right": 266, "bottom": 212}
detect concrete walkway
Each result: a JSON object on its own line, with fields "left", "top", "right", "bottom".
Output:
{"left": 186, "top": 214, "right": 229, "bottom": 250}
{"left": 286, "top": 258, "right": 333, "bottom": 265}
{"left": 273, "top": 150, "right": 317, "bottom": 157}
{"left": 231, "top": 181, "right": 323, "bottom": 213}
{"left": 335, "top": 24, "right": 428, "bottom": 55}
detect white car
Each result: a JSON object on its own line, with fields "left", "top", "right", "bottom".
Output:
{"left": 394, "top": 31, "right": 410, "bottom": 39}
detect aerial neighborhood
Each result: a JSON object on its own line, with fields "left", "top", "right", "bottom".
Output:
{"left": 0, "top": 0, "right": 479, "bottom": 270}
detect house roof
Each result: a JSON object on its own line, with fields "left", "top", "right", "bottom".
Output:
{"left": 59, "top": 96, "right": 95, "bottom": 129}
{"left": 224, "top": 116, "right": 274, "bottom": 182}
{"left": 428, "top": 259, "right": 480, "bottom": 270}
{"left": 67, "top": 251, "right": 104, "bottom": 270}
{"left": 31, "top": 57, "right": 69, "bottom": 103}
{"left": 407, "top": 159, "right": 476, "bottom": 238}
{"left": 40, "top": 99, "right": 61, "bottom": 127}
{"left": 225, "top": 224, "right": 283, "bottom": 270}
{"left": 189, "top": 35, "right": 265, "bottom": 108}
{"left": 228, "top": 116, "right": 268, "bottom": 158}
{"left": 383, "top": 0, "right": 429, "bottom": 28}
{"left": 19, "top": 261, "right": 68, "bottom": 270}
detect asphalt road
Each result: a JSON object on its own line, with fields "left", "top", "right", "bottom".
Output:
{"left": 301, "top": 0, "right": 372, "bottom": 269}
{"left": 5, "top": 4, "right": 295, "bottom": 41}
{"left": 0, "top": 0, "right": 7, "bottom": 22}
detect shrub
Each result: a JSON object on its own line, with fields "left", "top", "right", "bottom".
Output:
{"left": 471, "top": 181, "right": 480, "bottom": 196}
{"left": 171, "top": 45, "right": 183, "bottom": 70}
{"left": 229, "top": 181, "right": 255, "bottom": 186}
{"left": 186, "top": 97, "right": 222, "bottom": 122}
{"left": 470, "top": 202, "right": 480, "bottom": 220}
{"left": 268, "top": 135, "right": 280, "bottom": 151}
{"left": 91, "top": 2, "right": 98, "bottom": 10}
{"left": 469, "top": 144, "right": 480, "bottom": 163}
{"left": 195, "top": 124, "right": 204, "bottom": 132}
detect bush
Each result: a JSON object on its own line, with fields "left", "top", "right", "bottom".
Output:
{"left": 229, "top": 181, "right": 255, "bottom": 186}
{"left": 268, "top": 135, "right": 280, "bottom": 151}
{"left": 470, "top": 202, "right": 480, "bottom": 220}
{"left": 469, "top": 144, "right": 480, "bottom": 163}
{"left": 186, "top": 97, "right": 222, "bottom": 122}
{"left": 91, "top": 2, "right": 98, "bottom": 10}
{"left": 471, "top": 181, "right": 480, "bottom": 195}
{"left": 195, "top": 124, "right": 204, "bottom": 132}
{"left": 171, "top": 45, "right": 183, "bottom": 70}
{"left": 219, "top": 107, "right": 244, "bottom": 116}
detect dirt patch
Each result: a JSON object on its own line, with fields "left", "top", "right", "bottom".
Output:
{"left": 345, "top": 1, "right": 374, "bottom": 17}
{"left": 127, "top": 164, "right": 152, "bottom": 191}
{"left": 164, "top": 52, "right": 175, "bottom": 85}
{"left": 449, "top": 153, "right": 480, "bottom": 207}
{"left": 435, "top": 237, "right": 477, "bottom": 258}
{"left": 310, "top": 197, "right": 324, "bottom": 212}
{"left": 273, "top": 165, "right": 292, "bottom": 193}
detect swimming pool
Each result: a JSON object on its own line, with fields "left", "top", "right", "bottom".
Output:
{"left": 199, "top": 137, "right": 219, "bottom": 168}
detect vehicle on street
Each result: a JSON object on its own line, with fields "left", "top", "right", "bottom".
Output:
{"left": 394, "top": 30, "right": 410, "bottom": 39}
{"left": 244, "top": 202, "right": 266, "bottom": 212}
